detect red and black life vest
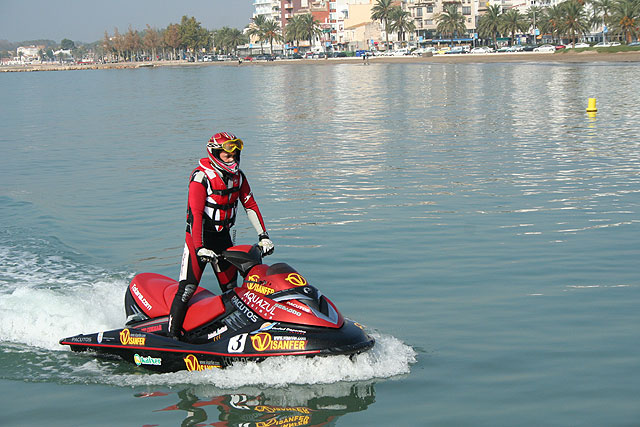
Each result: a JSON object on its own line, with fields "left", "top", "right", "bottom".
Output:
{"left": 188, "top": 159, "right": 245, "bottom": 233}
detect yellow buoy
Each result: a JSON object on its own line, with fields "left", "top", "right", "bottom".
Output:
{"left": 586, "top": 98, "right": 597, "bottom": 112}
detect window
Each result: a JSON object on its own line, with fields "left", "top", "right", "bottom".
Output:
{"left": 463, "top": 6, "right": 471, "bottom": 15}
{"left": 417, "top": 7, "right": 423, "bottom": 17}
{"left": 427, "top": 5, "right": 433, "bottom": 13}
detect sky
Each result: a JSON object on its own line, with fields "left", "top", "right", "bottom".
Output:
{"left": 0, "top": 0, "right": 254, "bottom": 43}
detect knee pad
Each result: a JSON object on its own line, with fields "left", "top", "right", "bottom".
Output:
{"left": 181, "top": 283, "right": 197, "bottom": 303}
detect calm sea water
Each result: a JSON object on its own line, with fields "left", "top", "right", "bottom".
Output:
{"left": 1, "top": 61, "right": 639, "bottom": 426}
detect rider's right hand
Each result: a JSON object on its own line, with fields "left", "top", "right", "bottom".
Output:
{"left": 196, "top": 247, "right": 217, "bottom": 264}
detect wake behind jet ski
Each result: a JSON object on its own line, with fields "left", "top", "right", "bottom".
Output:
{"left": 60, "top": 244, "right": 375, "bottom": 372}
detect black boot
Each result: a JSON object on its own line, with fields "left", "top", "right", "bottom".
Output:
{"left": 168, "top": 299, "right": 187, "bottom": 340}
{"left": 168, "top": 281, "right": 197, "bottom": 340}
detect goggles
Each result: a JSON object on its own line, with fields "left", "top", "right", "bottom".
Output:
{"left": 209, "top": 138, "right": 243, "bottom": 153}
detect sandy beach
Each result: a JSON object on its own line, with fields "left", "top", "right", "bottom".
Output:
{"left": 2, "top": 50, "right": 640, "bottom": 72}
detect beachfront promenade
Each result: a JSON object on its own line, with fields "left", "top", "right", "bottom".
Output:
{"left": 3, "top": 51, "right": 640, "bottom": 72}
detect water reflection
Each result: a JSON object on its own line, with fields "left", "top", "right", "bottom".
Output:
{"left": 135, "top": 382, "right": 375, "bottom": 427}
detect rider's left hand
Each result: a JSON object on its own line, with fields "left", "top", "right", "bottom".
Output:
{"left": 258, "top": 233, "right": 274, "bottom": 256}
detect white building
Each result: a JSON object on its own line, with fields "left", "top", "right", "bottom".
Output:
{"left": 253, "top": 0, "right": 281, "bottom": 22}
{"left": 330, "top": 0, "right": 373, "bottom": 47}
{"left": 16, "top": 45, "right": 42, "bottom": 61}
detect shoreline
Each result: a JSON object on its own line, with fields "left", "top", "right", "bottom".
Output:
{"left": 2, "top": 51, "right": 640, "bottom": 72}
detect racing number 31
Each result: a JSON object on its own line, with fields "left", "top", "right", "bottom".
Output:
{"left": 227, "top": 334, "right": 248, "bottom": 353}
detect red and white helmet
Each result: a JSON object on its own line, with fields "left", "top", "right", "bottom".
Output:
{"left": 206, "top": 132, "right": 243, "bottom": 174}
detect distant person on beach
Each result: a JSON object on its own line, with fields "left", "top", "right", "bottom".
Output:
{"left": 168, "top": 132, "right": 274, "bottom": 340}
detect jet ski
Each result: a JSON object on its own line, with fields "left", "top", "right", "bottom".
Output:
{"left": 60, "top": 244, "right": 375, "bottom": 372}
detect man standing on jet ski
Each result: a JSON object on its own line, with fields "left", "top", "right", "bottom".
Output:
{"left": 169, "top": 132, "right": 275, "bottom": 340}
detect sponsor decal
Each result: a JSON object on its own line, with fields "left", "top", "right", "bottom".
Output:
{"left": 254, "top": 323, "right": 306, "bottom": 336}
{"left": 354, "top": 322, "right": 365, "bottom": 330}
{"left": 284, "top": 273, "right": 307, "bottom": 287}
{"left": 70, "top": 336, "right": 92, "bottom": 343}
{"left": 119, "top": 328, "right": 146, "bottom": 346}
{"left": 274, "top": 303, "right": 301, "bottom": 317}
{"left": 285, "top": 301, "right": 311, "bottom": 313}
{"left": 246, "top": 279, "right": 276, "bottom": 296}
{"left": 243, "top": 292, "right": 302, "bottom": 319}
{"left": 252, "top": 322, "right": 276, "bottom": 334}
{"left": 256, "top": 415, "right": 310, "bottom": 427}
{"left": 141, "top": 324, "right": 163, "bottom": 333}
{"left": 271, "top": 326, "right": 306, "bottom": 335}
{"left": 228, "top": 333, "right": 248, "bottom": 353}
{"left": 134, "top": 353, "right": 162, "bottom": 366}
{"left": 131, "top": 283, "right": 153, "bottom": 311}
{"left": 243, "top": 291, "right": 277, "bottom": 317}
{"left": 254, "top": 406, "right": 311, "bottom": 414}
{"left": 232, "top": 295, "right": 258, "bottom": 322}
{"left": 250, "top": 333, "right": 307, "bottom": 352}
{"left": 207, "top": 325, "right": 228, "bottom": 341}
{"left": 183, "top": 354, "right": 221, "bottom": 371}
{"left": 97, "top": 332, "right": 103, "bottom": 343}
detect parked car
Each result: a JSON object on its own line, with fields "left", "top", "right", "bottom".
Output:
{"left": 470, "top": 46, "right": 491, "bottom": 54}
{"left": 445, "top": 46, "right": 465, "bottom": 54}
{"left": 390, "top": 48, "right": 411, "bottom": 56}
{"left": 629, "top": 41, "right": 640, "bottom": 46}
{"left": 435, "top": 47, "right": 450, "bottom": 55}
{"left": 522, "top": 45, "right": 538, "bottom": 51}
{"left": 567, "top": 42, "right": 590, "bottom": 48}
{"left": 413, "top": 47, "right": 435, "bottom": 55}
{"left": 555, "top": 44, "right": 566, "bottom": 50}
{"left": 533, "top": 44, "right": 556, "bottom": 53}
{"left": 255, "top": 54, "right": 275, "bottom": 61}
{"left": 593, "top": 41, "right": 619, "bottom": 47}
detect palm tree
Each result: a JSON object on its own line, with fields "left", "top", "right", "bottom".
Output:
{"left": 262, "top": 19, "right": 283, "bottom": 55}
{"left": 225, "top": 28, "right": 247, "bottom": 55}
{"left": 561, "top": 0, "right": 590, "bottom": 47}
{"left": 436, "top": 3, "right": 467, "bottom": 46}
{"left": 371, "top": 0, "right": 395, "bottom": 50}
{"left": 526, "top": 6, "right": 545, "bottom": 43}
{"left": 588, "top": 0, "right": 615, "bottom": 41}
{"left": 610, "top": 0, "right": 640, "bottom": 43}
{"left": 298, "top": 13, "right": 323, "bottom": 50}
{"left": 478, "top": 4, "right": 503, "bottom": 47}
{"left": 285, "top": 15, "right": 303, "bottom": 48}
{"left": 389, "top": 6, "right": 416, "bottom": 46}
{"left": 214, "top": 27, "right": 247, "bottom": 55}
{"left": 248, "top": 15, "right": 268, "bottom": 54}
{"left": 500, "top": 8, "right": 529, "bottom": 46}
{"left": 545, "top": 4, "right": 566, "bottom": 43}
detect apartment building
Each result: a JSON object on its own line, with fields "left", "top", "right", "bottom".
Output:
{"left": 404, "top": 0, "right": 482, "bottom": 42}
{"left": 253, "top": 0, "right": 282, "bottom": 22}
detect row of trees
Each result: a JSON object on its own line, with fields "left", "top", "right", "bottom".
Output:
{"left": 101, "top": 16, "right": 251, "bottom": 62}
{"left": 474, "top": 0, "right": 640, "bottom": 46}
{"left": 368, "top": 0, "right": 638, "bottom": 49}
{"left": 100, "top": 12, "right": 330, "bottom": 61}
